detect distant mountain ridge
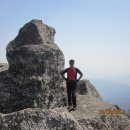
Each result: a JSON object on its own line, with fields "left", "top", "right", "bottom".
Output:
{"left": 91, "top": 79, "right": 130, "bottom": 110}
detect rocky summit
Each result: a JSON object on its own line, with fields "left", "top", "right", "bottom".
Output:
{"left": 0, "top": 20, "right": 130, "bottom": 130}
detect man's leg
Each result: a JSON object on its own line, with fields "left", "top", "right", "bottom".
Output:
{"left": 72, "top": 81, "right": 77, "bottom": 108}
{"left": 67, "top": 82, "right": 72, "bottom": 107}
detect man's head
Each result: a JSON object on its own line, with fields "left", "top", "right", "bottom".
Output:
{"left": 69, "top": 59, "right": 75, "bottom": 67}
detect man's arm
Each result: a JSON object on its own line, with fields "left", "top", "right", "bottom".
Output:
{"left": 61, "top": 68, "right": 68, "bottom": 81}
{"left": 76, "top": 68, "right": 83, "bottom": 82}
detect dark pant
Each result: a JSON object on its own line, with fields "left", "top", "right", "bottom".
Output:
{"left": 67, "top": 80, "right": 77, "bottom": 107}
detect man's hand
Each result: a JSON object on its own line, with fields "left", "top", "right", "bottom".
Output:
{"left": 64, "top": 78, "right": 68, "bottom": 81}
{"left": 76, "top": 79, "right": 79, "bottom": 82}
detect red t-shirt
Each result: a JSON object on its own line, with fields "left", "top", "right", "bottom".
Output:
{"left": 61, "top": 67, "right": 83, "bottom": 81}
{"left": 68, "top": 67, "right": 77, "bottom": 80}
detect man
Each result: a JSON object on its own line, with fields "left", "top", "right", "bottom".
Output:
{"left": 61, "top": 59, "right": 83, "bottom": 110}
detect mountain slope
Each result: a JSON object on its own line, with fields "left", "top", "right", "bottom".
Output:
{"left": 91, "top": 79, "right": 130, "bottom": 110}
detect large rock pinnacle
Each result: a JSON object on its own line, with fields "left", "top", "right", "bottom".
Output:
{"left": 6, "top": 19, "right": 62, "bottom": 75}
{"left": 0, "top": 19, "right": 65, "bottom": 113}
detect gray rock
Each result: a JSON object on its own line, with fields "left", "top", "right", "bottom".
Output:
{"left": 0, "top": 19, "right": 66, "bottom": 113}
{"left": 77, "top": 80, "right": 102, "bottom": 100}
{"left": 0, "top": 107, "right": 83, "bottom": 130}
{"left": 78, "top": 114, "right": 130, "bottom": 130}
{"left": 0, "top": 63, "right": 8, "bottom": 72}
{"left": 6, "top": 19, "right": 63, "bottom": 76}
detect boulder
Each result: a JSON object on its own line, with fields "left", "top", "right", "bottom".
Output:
{"left": 0, "top": 20, "right": 66, "bottom": 113}
{"left": 77, "top": 80, "right": 102, "bottom": 100}
{"left": 78, "top": 114, "right": 130, "bottom": 130}
{"left": 6, "top": 19, "right": 60, "bottom": 75}
{"left": 0, "top": 108, "right": 83, "bottom": 130}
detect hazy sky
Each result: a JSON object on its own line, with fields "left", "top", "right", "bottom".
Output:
{"left": 0, "top": 0, "right": 130, "bottom": 85}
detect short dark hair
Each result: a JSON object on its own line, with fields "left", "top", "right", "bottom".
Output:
{"left": 69, "top": 59, "right": 75, "bottom": 64}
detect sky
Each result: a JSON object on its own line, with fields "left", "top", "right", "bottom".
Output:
{"left": 0, "top": 0, "right": 130, "bottom": 85}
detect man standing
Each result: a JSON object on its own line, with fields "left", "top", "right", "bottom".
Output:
{"left": 61, "top": 59, "right": 83, "bottom": 110}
